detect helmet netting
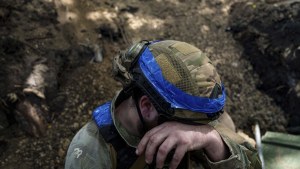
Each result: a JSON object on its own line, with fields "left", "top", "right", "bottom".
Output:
{"left": 149, "top": 40, "right": 221, "bottom": 98}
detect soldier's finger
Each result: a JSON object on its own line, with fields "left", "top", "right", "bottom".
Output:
{"left": 155, "top": 137, "right": 176, "bottom": 169}
{"left": 169, "top": 145, "right": 187, "bottom": 169}
{"left": 136, "top": 123, "right": 167, "bottom": 155}
{"left": 144, "top": 131, "right": 169, "bottom": 164}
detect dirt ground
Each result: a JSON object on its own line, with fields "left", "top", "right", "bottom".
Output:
{"left": 0, "top": 0, "right": 299, "bottom": 168}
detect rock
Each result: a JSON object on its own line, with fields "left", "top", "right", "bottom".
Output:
{"left": 58, "top": 148, "right": 65, "bottom": 158}
{"left": 62, "top": 138, "right": 70, "bottom": 150}
{"left": 71, "top": 122, "right": 79, "bottom": 132}
{"left": 92, "top": 44, "right": 103, "bottom": 63}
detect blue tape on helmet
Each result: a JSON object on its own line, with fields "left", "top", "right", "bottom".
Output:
{"left": 138, "top": 47, "right": 226, "bottom": 114}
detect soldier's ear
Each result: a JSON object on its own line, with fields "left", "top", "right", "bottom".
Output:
{"left": 139, "top": 95, "right": 157, "bottom": 120}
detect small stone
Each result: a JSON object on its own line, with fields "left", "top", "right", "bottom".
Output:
{"left": 58, "top": 148, "right": 65, "bottom": 157}
{"left": 63, "top": 138, "right": 71, "bottom": 149}
{"left": 231, "top": 62, "right": 238, "bottom": 67}
{"left": 72, "top": 123, "right": 79, "bottom": 131}
{"left": 40, "top": 152, "right": 46, "bottom": 157}
{"left": 48, "top": 145, "right": 53, "bottom": 151}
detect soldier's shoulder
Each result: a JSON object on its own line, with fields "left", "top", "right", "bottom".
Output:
{"left": 65, "top": 121, "right": 112, "bottom": 169}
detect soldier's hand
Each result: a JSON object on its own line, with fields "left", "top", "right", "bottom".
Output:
{"left": 136, "top": 121, "right": 229, "bottom": 169}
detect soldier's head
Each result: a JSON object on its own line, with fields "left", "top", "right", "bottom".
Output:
{"left": 113, "top": 40, "right": 226, "bottom": 133}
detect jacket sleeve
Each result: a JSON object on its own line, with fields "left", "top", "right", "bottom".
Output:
{"left": 195, "top": 121, "right": 262, "bottom": 169}
{"left": 64, "top": 121, "right": 113, "bottom": 169}
{"left": 202, "top": 135, "right": 261, "bottom": 169}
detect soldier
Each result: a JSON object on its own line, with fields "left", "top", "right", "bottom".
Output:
{"left": 65, "top": 40, "right": 261, "bottom": 169}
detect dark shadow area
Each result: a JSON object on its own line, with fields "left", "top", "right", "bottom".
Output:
{"left": 228, "top": 1, "right": 300, "bottom": 133}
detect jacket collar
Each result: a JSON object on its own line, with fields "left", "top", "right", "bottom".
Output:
{"left": 111, "top": 91, "right": 141, "bottom": 148}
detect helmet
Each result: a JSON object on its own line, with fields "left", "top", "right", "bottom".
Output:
{"left": 113, "top": 40, "right": 226, "bottom": 124}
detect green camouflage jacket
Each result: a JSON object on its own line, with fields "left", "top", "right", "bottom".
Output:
{"left": 65, "top": 95, "right": 261, "bottom": 169}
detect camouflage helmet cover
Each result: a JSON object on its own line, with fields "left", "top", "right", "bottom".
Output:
{"left": 113, "top": 40, "right": 225, "bottom": 124}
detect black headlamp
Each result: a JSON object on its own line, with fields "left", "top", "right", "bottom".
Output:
{"left": 112, "top": 40, "right": 150, "bottom": 86}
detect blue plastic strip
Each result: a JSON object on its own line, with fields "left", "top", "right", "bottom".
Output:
{"left": 92, "top": 102, "right": 113, "bottom": 127}
{"left": 138, "top": 47, "right": 226, "bottom": 114}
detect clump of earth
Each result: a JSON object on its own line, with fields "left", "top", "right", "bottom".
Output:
{"left": 0, "top": 0, "right": 299, "bottom": 168}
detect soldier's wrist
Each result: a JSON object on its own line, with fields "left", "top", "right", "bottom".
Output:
{"left": 203, "top": 128, "right": 230, "bottom": 162}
